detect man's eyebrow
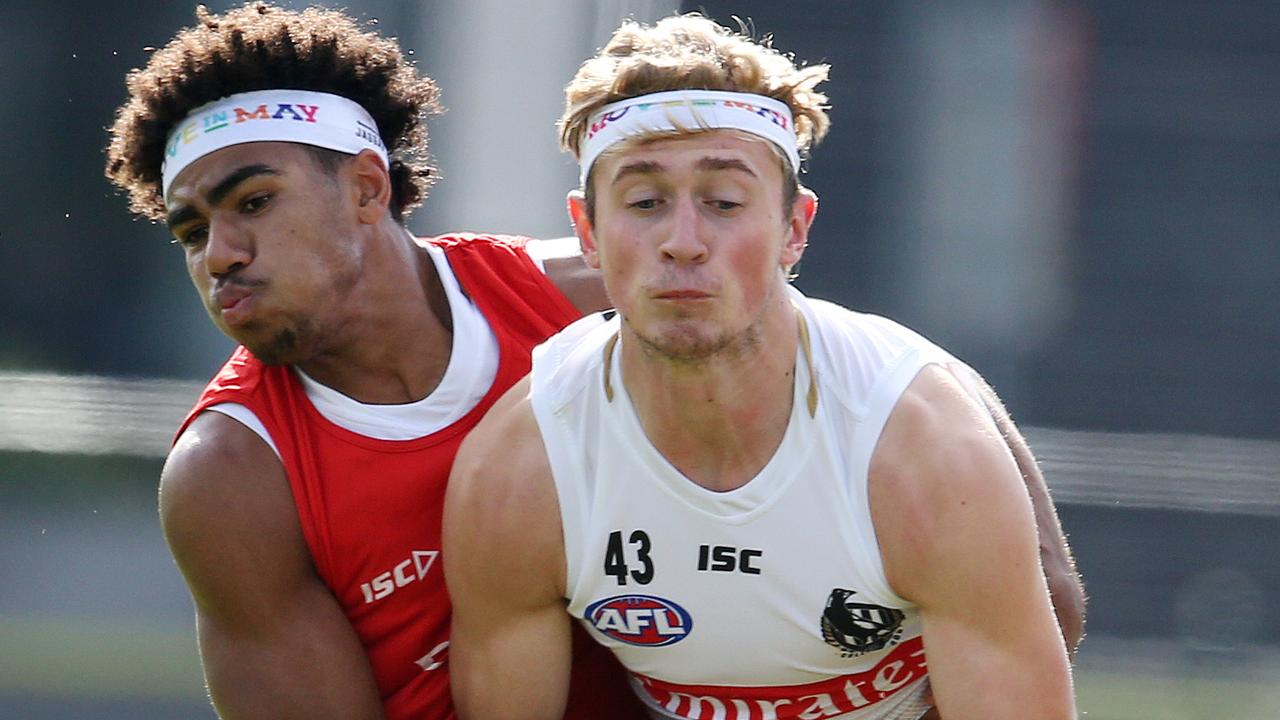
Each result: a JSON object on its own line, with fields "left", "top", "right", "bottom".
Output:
{"left": 165, "top": 205, "right": 200, "bottom": 231}
{"left": 611, "top": 160, "right": 664, "bottom": 186}
{"left": 207, "top": 164, "right": 279, "bottom": 206}
{"left": 165, "top": 163, "right": 280, "bottom": 229}
{"left": 609, "top": 156, "right": 759, "bottom": 186}
{"left": 695, "top": 156, "right": 757, "bottom": 177}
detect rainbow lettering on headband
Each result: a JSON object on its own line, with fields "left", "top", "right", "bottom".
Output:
{"left": 578, "top": 89, "right": 800, "bottom": 187}
{"left": 165, "top": 101, "right": 322, "bottom": 159}
{"left": 586, "top": 98, "right": 789, "bottom": 141}
{"left": 161, "top": 89, "right": 390, "bottom": 197}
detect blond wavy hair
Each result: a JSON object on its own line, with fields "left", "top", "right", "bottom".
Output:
{"left": 559, "top": 13, "right": 831, "bottom": 186}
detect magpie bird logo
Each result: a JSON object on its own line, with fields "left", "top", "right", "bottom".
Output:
{"left": 820, "top": 588, "right": 905, "bottom": 657}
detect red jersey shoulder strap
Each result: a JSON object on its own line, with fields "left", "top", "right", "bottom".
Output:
{"left": 426, "top": 233, "right": 581, "bottom": 343}
{"left": 175, "top": 346, "right": 274, "bottom": 442}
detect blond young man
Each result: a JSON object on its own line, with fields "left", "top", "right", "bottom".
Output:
{"left": 446, "top": 14, "right": 1081, "bottom": 720}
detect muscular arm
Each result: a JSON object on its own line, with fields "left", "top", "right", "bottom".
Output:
{"left": 871, "top": 367, "right": 1076, "bottom": 719}
{"left": 954, "top": 366, "right": 1086, "bottom": 659}
{"left": 160, "top": 413, "right": 384, "bottom": 720}
{"left": 444, "top": 377, "right": 573, "bottom": 719}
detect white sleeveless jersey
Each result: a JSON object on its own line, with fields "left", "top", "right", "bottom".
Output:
{"left": 530, "top": 286, "right": 961, "bottom": 720}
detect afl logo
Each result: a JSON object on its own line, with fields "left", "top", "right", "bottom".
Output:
{"left": 584, "top": 595, "right": 693, "bottom": 647}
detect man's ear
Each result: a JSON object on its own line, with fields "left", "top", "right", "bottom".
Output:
{"left": 566, "top": 190, "right": 600, "bottom": 269}
{"left": 782, "top": 188, "right": 818, "bottom": 268}
{"left": 351, "top": 149, "right": 392, "bottom": 224}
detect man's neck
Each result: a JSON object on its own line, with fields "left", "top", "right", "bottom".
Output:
{"left": 620, "top": 297, "right": 799, "bottom": 493}
{"left": 297, "top": 227, "right": 455, "bottom": 404}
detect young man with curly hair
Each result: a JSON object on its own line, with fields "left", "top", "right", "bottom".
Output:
{"left": 106, "top": 4, "right": 642, "bottom": 719}
{"left": 445, "top": 14, "right": 1082, "bottom": 720}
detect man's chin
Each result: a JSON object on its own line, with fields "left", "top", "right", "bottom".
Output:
{"left": 247, "top": 348, "right": 292, "bottom": 366}
{"left": 241, "top": 327, "right": 305, "bottom": 366}
{"left": 638, "top": 328, "right": 733, "bottom": 363}
{"left": 632, "top": 317, "right": 764, "bottom": 364}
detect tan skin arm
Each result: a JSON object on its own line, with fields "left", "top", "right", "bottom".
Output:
{"left": 871, "top": 366, "right": 1076, "bottom": 719}
{"left": 540, "top": 241, "right": 614, "bottom": 315}
{"left": 954, "top": 365, "right": 1086, "bottom": 659}
{"left": 444, "top": 377, "right": 574, "bottom": 720}
{"left": 160, "top": 412, "right": 384, "bottom": 719}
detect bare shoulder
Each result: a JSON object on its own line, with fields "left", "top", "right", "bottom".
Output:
{"left": 450, "top": 376, "right": 554, "bottom": 517}
{"left": 445, "top": 375, "right": 565, "bottom": 601}
{"left": 163, "top": 409, "right": 283, "bottom": 501}
{"left": 869, "top": 365, "right": 1010, "bottom": 510}
{"left": 160, "top": 411, "right": 312, "bottom": 620}
{"left": 161, "top": 410, "right": 298, "bottom": 552}
{"left": 869, "top": 364, "right": 1035, "bottom": 600}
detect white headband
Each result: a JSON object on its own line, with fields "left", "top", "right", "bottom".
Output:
{"left": 161, "top": 89, "right": 390, "bottom": 197}
{"left": 578, "top": 89, "right": 800, "bottom": 187}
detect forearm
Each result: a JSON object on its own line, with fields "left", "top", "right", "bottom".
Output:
{"left": 1040, "top": 540, "right": 1086, "bottom": 659}
{"left": 967, "top": 371, "right": 1086, "bottom": 656}
{"left": 996, "top": 418, "right": 1086, "bottom": 657}
{"left": 199, "top": 609, "right": 385, "bottom": 720}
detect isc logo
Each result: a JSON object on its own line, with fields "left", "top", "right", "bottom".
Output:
{"left": 584, "top": 595, "right": 693, "bottom": 647}
{"left": 359, "top": 550, "right": 438, "bottom": 604}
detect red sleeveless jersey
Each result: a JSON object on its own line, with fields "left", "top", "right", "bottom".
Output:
{"left": 176, "top": 234, "right": 644, "bottom": 720}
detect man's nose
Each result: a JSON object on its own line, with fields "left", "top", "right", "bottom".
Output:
{"left": 659, "top": 197, "right": 709, "bottom": 264}
{"left": 203, "top": 218, "right": 253, "bottom": 278}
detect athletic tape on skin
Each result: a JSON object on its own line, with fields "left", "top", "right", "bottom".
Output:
{"left": 578, "top": 89, "right": 800, "bottom": 187}
{"left": 161, "top": 89, "right": 390, "bottom": 197}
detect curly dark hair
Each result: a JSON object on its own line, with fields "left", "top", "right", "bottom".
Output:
{"left": 106, "top": 2, "right": 440, "bottom": 222}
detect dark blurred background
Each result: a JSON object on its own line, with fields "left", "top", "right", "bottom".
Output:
{"left": 1, "top": 1, "right": 1277, "bottom": 718}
